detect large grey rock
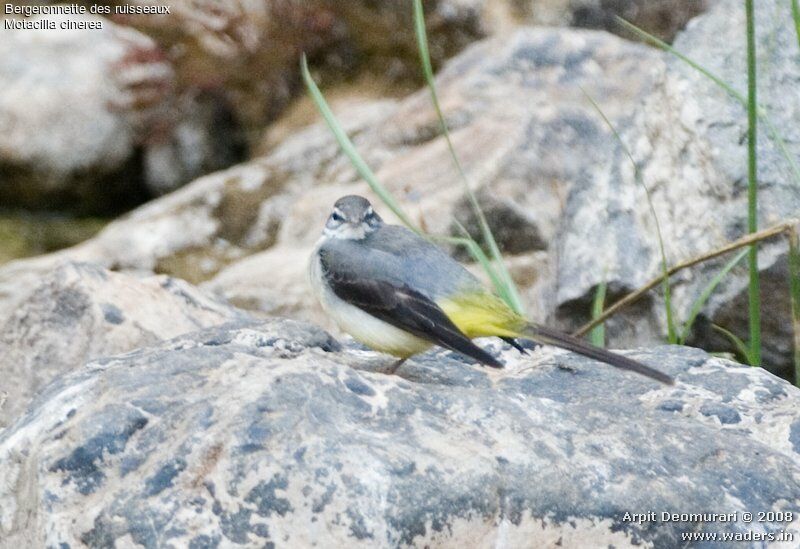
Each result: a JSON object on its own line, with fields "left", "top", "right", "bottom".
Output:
{"left": 1, "top": 319, "right": 799, "bottom": 547}
{"left": 0, "top": 262, "right": 244, "bottom": 430}
{"left": 100, "top": 0, "right": 706, "bottom": 157}
{"left": 0, "top": 98, "right": 397, "bottom": 329}
{"left": 666, "top": 0, "right": 800, "bottom": 368}
{"left": 555, "top": 0, "right": 800, "bottom": 375}
{"left": 0, "top": 28, "right": 663, "bottom": 331}
{"left": 0, "top": 15, "right": 157, "bottom": 211}
{"left": 105, "top": 0, "right": 488, "bottom": 151}
{"left": 566, "top": 0, "right": 713, "bottom": 42}
{"left": 0, "top": 14, "right": 243, "bottom": 212}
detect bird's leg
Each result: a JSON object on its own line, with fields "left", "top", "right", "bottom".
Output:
{"left": 386, "top": 358, "right": 407, "bottom": 375}
{"left": 502, "top": 336, "right": 541, "bottom": 355}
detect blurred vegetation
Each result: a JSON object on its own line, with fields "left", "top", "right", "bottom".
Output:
{"left": 0, "top": 212, "right": 107, "bottom": 265}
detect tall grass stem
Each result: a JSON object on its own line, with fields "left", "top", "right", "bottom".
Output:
{"left": 789, "top": 229, "right": 800, "bottom": 385}
{"left": 412, "top": 0, "right": 524, "bottom": 315}
{"left": 745, "top": 0, "right": 761, "bottom": 366}
{"left": 300, "top": 55, "right": 419, "bottom": 232}
{"left": 590, "top": 279, "right": 608, "bottom": 347}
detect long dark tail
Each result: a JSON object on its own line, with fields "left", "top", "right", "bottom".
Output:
{"left": 522, "top": 323, "right": 674, "bottom": 385}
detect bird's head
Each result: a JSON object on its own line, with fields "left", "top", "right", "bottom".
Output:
{"left": 323, "top": 195, "right": 384, "bottom": 240}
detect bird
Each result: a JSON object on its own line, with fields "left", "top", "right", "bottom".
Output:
{"left": 309, "top": 195, "right": 674, "bottom": 385}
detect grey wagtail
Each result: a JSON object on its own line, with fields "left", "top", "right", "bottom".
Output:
{"left": 310, "top": 195, "right": 673, "bottom": 384}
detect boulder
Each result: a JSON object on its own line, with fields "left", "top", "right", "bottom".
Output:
{"left": 102, "top": 0, "right": 709, "bottom": 157}
{"left": 565, "top": 0, "right": 713, "bottom": 42}
{"left": 0, "top": 27, "right": 662, "bottom": 330}
{"left": 0, "top": 0, "right": 712, "bottom": 215}
{"left": 106, "top": 0, "right": 488, "bottom": 151}
{"left": 665, "top": 0, "right": 800, "bottom": 369}
{"left": 0, "top": 319, "right": 798, "bottom": 546}
{"left": 0, "top": 14, "right": 244, "bottom": 212}
{"left": 555, "top": 0, "right": 800, "bottom": 375}
{"left": 0, "top": 262, "right": 244, "bottom": 429}
{"left": 201, "top": 245, "right": 322, "bottom": 324}
{"left": 0, "top": 98, "right": 397, "bottom": 328}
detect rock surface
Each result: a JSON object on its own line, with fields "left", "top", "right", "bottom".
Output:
{"left": 559, "top": 0, "right": 800, "bottom": 374}
{"left": 91, "top": 0, "right": 707, "bottom": 161}
{"left": 0, "top": 27, "right": 665, "bottom": 331}
{"left": 0, "top": 262, "right": 244, "bottom": 430}
{"left": 0, "top": 0, "right": 711, "bottom": 216}
{"left": 0, "top": 14, "right": 244, "bottom": 212}
{"left": 666, "top": 0, "right": 800, "bottom": 366}
{"left": 107, "top": 0, "right": 488, "bottom": 150}
{"left": 1, "top": 318, "right": 799, "bottom": 547}
{"left": 566, "top": 0, "right": 712, "bottom": 41}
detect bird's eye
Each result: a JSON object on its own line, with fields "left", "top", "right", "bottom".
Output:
{"left": 331, "top": 212, "right": 343, "bottom": 222}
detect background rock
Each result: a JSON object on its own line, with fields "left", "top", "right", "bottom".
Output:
{"left": 566, "top": 0, "right": 713, "bottom": 41}
{"left": 94, "top": 0, "right": 707, "bottom": 159}
{"left": 668, "top": 0, "right": 800, "bottom": 366}
{"left": 555, "top": 0, "right": 800, "bottom": 376}
{"left": 0, "top": 262, "right": 244, "bottom": 430}
{"left": 106, "top": 0, "right": 489, "bottom": 152}
{"left": 0, "top": 14, "right": 244, "bottom": 213}
{"left": 0, "top": 98, "right": 397, "bottom": 328}
{"left": 0, "top": 0, "right": 713, "bottom": 219}
{"left": 1, "top": 319, "right": 798, "bottom": 547}
{"left": 0, "top": 27, "right": 665, "bottom": 331}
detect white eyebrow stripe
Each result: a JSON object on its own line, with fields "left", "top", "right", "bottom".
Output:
{"left": 365, "top": 206, "right": 373, "bottom": 216}
{"left": 333, "top": 207, "right": 345, "bottom": 217}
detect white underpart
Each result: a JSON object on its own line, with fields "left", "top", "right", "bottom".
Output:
{"left": 325, "top": 223, "right": 368, "bottom": 240}
{"left": 309, "top": 239, "right": 431, "bottom": 357}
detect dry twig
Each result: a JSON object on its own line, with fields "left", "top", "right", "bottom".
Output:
{"left": 573, "top": 220, "right": 799, "bottom": 337}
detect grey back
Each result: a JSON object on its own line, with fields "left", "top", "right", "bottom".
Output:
{"left": 319, "top": 224, "right": 483, "bottom": 300}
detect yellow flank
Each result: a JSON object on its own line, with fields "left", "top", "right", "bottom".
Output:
{"left": 438, "top": 291, "right": 526, "bottom": 339}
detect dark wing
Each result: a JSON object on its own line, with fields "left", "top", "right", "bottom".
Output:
{"left": 320, "top": 251, "right": 502, "bottom": 368}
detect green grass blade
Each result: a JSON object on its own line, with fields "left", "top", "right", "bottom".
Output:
{"left": 678, "top": 249, "right": 748, "bottom": 344}
{"left": 745, "top": 0, "right": 761, "bottom": 366}
{"left": 412, "top": 0, "right": 524, "bottom": 315}
{"left": 581, "top": 88, "right": 677, "bottom": 343}
{"left": 759, "top": 115, "right": 800, "bottom": 186}
{"left": 792, "top": 0, "right": 800, "bottom": 49}
{"left": 712, "top": 324, "right": 754, "bottom": 364}
{"left": 590, "top": 279, "right": 608, "bottom": 347}
{"left": 450, "top": 219, "right": 509, "bottom": 298}
{"left": 439, "top": 230, "right": 510, "bottom": 305}
{"left": 789, "top": 229, "right": 800, "bottom": 385}
{"left": 413, "top": 0, "right": 436, "bottom": 89}
{"left": 616, "top": 17, "right": 800, "bottom": 187}
{"left": 300, "top": 55, "right": 420, "bottom": 233}
{"left": 617, "top": 17, "right": 745, "bottom": 102}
